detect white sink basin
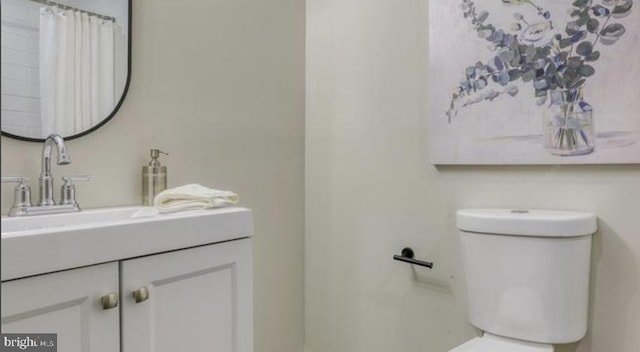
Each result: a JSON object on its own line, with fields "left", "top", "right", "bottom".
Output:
{"left": 1, "top": 206, "right": 254, "bottom": 281}
{"left": 1, "top": 206, "right": 142, "bottom": 234}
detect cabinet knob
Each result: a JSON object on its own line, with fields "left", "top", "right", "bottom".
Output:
{"left": 132, "top": 287, "right": 149, "bottom": 303}
{"left": 100, "top": 293, "right": 119, "bottom": 310}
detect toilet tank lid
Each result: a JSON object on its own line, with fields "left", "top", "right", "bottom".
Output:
{"left": 457, "top": 209, "right": 597, "bottom": 237}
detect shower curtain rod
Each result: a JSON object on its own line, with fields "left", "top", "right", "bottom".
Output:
{"left": 28, "top": 0, "right": 115, "bottom": 21}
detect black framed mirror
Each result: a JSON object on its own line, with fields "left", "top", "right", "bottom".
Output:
{"left": 1, "top": 0, "right": 131, "bottom": 142}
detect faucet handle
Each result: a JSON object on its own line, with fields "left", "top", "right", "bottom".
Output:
{"left": 2, "top": 177, "right": 33, "bottom": 213}
{"left": 62, "top": 175, "right": 92, "bottom": 183}
{"left": 60, "top": 175, "right": 92, "bottom": 207}
{"left": 2, "top": 176, "right": 29, "bottom": 185}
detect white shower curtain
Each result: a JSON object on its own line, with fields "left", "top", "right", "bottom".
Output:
{"left": 39, "top": 7, "right": 115, "bottom": 137}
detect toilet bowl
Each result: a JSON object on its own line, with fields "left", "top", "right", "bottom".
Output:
{"left": 449, "top": 333, "right": 553, "bottom": 352}
{"left": 449, "top": 209, "right": 597, "bottom": 352}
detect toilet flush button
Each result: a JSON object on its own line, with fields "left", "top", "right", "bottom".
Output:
{"left": 511, "top": 209, "right": 530, "bottom": 214}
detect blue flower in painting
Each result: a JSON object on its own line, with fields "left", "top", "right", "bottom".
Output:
{"left": 446, "top": 0, "right": 634, "bottom": 122}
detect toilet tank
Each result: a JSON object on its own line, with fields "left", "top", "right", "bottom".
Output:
{"left": 457, "top": 209, "right": 597, "bottom": 344}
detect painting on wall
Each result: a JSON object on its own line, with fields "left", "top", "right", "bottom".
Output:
{"left": 429, "top": 0, "right": 640, "bottom": 164}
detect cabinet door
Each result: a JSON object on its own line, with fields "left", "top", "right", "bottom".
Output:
{"left": 121, "top": 239, "right": 253, "bottom": 352}
{"left": 1, "top": 262, "right": 120, "bottom": 352}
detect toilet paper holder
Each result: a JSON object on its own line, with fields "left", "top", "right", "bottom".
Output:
{"left": 393, "top": 247, "right": 433, "bottom": 269}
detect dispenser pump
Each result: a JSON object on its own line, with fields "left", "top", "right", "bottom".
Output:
{"left": 149, "top": 149, "right": 168, "bottom": 166}
{"left": 142, "top": 149, "right": 169, "bottom": 206}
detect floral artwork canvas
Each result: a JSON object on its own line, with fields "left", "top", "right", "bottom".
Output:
{"left": 429, "top": 0, "right": 640, "bottom": 164}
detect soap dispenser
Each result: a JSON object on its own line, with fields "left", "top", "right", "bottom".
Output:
{"left": 142, "top": 149, "right": 168, "bottom": 206}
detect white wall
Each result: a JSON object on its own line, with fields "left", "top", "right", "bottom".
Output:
{"left": 1, "top": 1, "right": 305, "bottom": 352}
{"left": 306, "top": 1, "right": 640, "bottom": 352}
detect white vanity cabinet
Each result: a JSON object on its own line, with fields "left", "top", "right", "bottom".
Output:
{"left": 121, "top": 239, "right": 253, "bottom": 352}
{"left": 1, "top": 262, "right": 120, "bottom": 352}
{"left": 1, "top": 238, "right": 253, "bottom": 352}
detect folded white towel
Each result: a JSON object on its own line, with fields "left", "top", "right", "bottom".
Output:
{"left": 153, "top": 183, "right": 239, "bottom": 213}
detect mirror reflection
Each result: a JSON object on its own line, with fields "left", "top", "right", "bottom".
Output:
{"left": 1, "top": 0, "right": 129, "bottom": 140}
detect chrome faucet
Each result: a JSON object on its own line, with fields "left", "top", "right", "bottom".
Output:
{"left": 39, "top": 134, "right": 71, "bottom": 206}
{"left": 1, "top": 134, "right": 91, "bottom": 216}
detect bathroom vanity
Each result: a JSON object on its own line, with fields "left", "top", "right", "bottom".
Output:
{"left": 1, "top": 207, "right": 254, "bottom": 352}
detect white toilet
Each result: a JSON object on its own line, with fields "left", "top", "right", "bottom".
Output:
{"left": 451, "top": 209, "right": 597, "bottom": 352}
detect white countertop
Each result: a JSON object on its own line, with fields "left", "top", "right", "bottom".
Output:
{"left": 1, "top": 206, "right": 254, "bottom": 281}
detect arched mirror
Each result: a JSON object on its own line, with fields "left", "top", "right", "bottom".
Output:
{"left": 1, "top": 0, "right": 131, "bottom": 142}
